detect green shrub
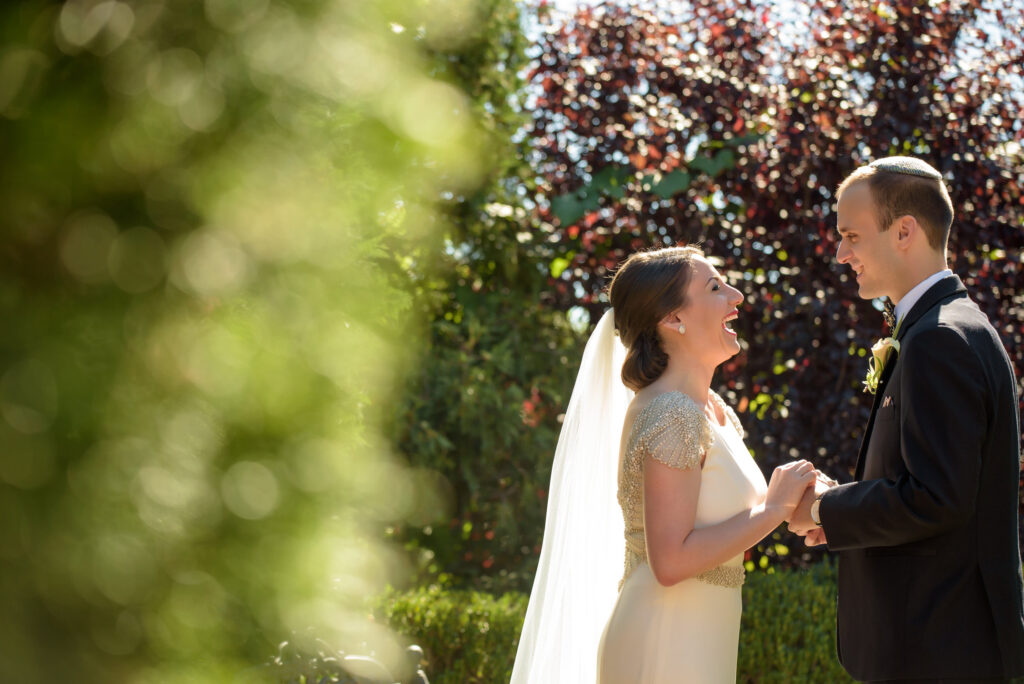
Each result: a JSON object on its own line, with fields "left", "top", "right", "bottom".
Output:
{"left": 739, "top": 560, "right": 850, "bottom": 683}
{"left": 377, "top": 585, "right": 528, "bottom": 684}
{"left": 380, "top": 562, "right": 1024, "bottom": 683}
{"left": 378, "top": 562, "right": 853, "bottom": 683}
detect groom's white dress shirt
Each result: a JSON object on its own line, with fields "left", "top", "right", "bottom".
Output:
{"left": 893, "top": 268, "right": 953, "bottom": 327}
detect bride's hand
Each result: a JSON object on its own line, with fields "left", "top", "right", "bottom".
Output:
{"left": 765, "top": 460, "right": 816, "bottom": 517}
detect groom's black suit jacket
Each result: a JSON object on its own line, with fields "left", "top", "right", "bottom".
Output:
{"left": 819, "top": 275, "right": 1024, "bottom": 682}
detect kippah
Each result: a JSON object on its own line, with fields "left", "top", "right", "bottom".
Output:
{"left": 868, "top": 156, "right": 942, "bottom": 180}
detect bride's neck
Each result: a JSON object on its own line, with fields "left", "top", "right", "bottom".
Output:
{"left": 653, "top": 354, "right": 714, "bottom": 408}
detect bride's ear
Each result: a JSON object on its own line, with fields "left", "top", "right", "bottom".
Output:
{"left": 658, "top": 309, "right": 686, "bottom": 335}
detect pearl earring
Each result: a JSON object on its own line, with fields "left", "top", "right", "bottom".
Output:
{"left": 677, "top": 324, "right": 686, "bottom": 335}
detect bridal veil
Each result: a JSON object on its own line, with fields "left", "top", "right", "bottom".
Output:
{"left": 510, "top": 309, "right": 633, "bottom": 683}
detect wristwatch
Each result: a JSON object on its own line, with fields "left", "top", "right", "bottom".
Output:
{"left": 810, "top": 494, "right": 824, "bottom": 527}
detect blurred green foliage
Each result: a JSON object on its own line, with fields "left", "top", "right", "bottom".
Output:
{"left": 0, "top": 0, "right": 526, "bottom": 681}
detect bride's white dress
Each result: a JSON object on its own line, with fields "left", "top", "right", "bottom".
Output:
{"left": 597, "top": 390, "right": 769, "bottom": 684}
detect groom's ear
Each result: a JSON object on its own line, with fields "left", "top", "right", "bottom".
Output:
{"left": 893, "top": 215, "right": 918, "bottom": 251}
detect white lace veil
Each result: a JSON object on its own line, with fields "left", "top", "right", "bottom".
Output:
{"left": 510, "top": 308, "right": 633, "bottom": 683}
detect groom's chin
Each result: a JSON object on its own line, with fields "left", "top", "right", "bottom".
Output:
{"left": 856, "top": 283, "right": 880, "bottom": 300}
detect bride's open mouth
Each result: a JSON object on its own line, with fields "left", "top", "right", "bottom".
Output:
{"left": 723, "top": 310, "right": 738, "bottom": 336}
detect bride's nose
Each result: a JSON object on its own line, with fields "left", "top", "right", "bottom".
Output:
{"left": 728, "top": 285, "right": 743, "bottom": 307}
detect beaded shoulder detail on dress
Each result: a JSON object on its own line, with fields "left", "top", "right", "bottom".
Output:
{"left": 625, "top": 391, "right": 712, "bottom": 471}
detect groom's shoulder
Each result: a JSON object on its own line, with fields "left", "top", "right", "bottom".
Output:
{"left": 904, "top": 295, "right": 991, "bottom": 350}
{"left": 907, "top": 292, "right": 1008, "bottom": 368}
{"left": 940, "top": 291, "right": 1001, "bottom": 339}
{"left": 936, "top": 293, "right": 982, "bottom": 326}
{"left": 919, "top": 288, "right": 991, "bottom": 331}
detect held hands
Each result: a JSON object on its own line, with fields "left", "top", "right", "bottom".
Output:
{"left": 788, "top": 472, "right": 836, "bottom": 545}
{"left": 802, "top": 527, "right": 828, "bottom": 546}
{"left": 765, "top": 460, "right": 817, "bottom": 520}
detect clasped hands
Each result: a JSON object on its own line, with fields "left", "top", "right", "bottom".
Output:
{"left": 787, "top": 470, "right": 836, "bottom": 547}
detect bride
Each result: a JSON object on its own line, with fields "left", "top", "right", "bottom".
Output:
{"left": 510, "top": 246, "right": 816, "bottom": 683}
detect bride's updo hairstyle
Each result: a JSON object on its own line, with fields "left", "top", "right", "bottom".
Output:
{"left": 608, "top": 246, "right": 703, "bottom": 392}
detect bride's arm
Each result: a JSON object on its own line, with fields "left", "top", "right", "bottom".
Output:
{"left": 643, "top": 457, "right": 814, "bottom": 587}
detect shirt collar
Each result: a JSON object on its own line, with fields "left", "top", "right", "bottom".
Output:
{"left": 893, "top": 268, "right": 953, "bottom": 326}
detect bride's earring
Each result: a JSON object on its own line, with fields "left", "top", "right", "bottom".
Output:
{"left": 677, "top": 324, "right": 686, "bottom": 335}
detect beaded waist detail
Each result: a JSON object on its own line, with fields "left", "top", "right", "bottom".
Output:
{"left": 693, "top": 564, "right": 745, "bottom": 588}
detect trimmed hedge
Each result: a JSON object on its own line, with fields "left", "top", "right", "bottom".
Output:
{"left": 738, "top": 561, "right": 849, "bottom": 683}
{"left": 378, "top": 561, "right": 852, "bottom": 683}
{"left": 377, "top": 586, "right": 529, "bottom": 683}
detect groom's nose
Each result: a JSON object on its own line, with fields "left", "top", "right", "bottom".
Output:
{"left": 836, "top": 240, "right": 851, "bottom": 264}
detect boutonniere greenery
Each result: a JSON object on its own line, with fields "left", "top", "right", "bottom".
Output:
{"left": 863, "top": 318, "right": 902, "bottom": 394}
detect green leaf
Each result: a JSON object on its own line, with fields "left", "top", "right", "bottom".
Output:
{"left": 690, "top": 148, "right": 736, "bottom": 178}
{"left": 549, "top": 256, "right": 571, "bottom": 278}
{"left": 590, "top": 165, "right": 631, "bottom": 199}
{"left": 550, "top": 194, "right": 586, "bottom": 227}
{"left": 723, "top": 133, "right": 766, "bottom": 147}
{"left": 551, "top": 165, "right": 634, "bottom": 224}
{"left": 652, "top": 170, "right": 692, "bottom": 198}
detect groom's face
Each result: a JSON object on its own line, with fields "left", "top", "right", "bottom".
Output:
{"left": 835, "top": 181, "right": 898, "bottom": 300}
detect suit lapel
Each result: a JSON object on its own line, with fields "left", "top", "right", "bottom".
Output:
{"left": 854, "top": 358, "right": 898, "bottom": 480}
{"left": 851, "top": 275, "right": 967, "bottom": 481}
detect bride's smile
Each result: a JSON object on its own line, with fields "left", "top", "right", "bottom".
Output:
{"left": 723, "top": 309, "right": 739, "bottom": 336}
{"left": 667, "top": 257, "right": 744, "bottom": 365}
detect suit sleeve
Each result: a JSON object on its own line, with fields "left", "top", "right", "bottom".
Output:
{"left": 819, "top": 325, "right": 989, "bottom": 550}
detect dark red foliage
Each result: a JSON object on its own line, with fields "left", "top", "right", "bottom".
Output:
{"left": 528, "top": 0, "right": 1024, "bottom": 565}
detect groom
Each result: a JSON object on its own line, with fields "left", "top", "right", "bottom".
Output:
{"left": 790, "top": 156, "right": 1024, "bottom": 682}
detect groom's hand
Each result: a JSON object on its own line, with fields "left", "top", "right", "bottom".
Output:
{"left": 788, "top": 476, "right": 832, "bottom": 535}
{"left": 803, "top": 527, "right": 827, "bottom": 546}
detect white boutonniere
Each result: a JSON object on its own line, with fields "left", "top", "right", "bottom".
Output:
{"left": 863, "top": 335, "right": 900, "bottom": 394}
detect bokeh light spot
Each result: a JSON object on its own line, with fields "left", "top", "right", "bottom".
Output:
{"left": 1, "top": 358, "right": 58, "bottom": 434}
{"left": 204, "top": 0, "right": 269, "bottom": 34}
{"left": 60, "top": 210, "right": 118, "bottom": 283}
{"left": 178, "top": 82, "right": 224, "bottom": 131}
{"left": 91, "top": 534, "right": 156, "bottom": 606}
{"left": 0, "top": 48, "right": 48, "bottom": 119}
{"left": 172, "top": 230, "right": 249, "bottom": 295}
{"left": 91, "top": 610, "right": 143, "bottom": 656}
{"left": 221, "top": 460, "right": 280, "bottom": 520}
{"left": 109, "top": 226, "right": 167, "bottom": 293}
{"left": 396, "top": 79, "right": 471, "bottom": 148}
{"left": 0, "top": 422, "right": 55, "bottom": 489}
{"left": 147, "top": 48, "right": 203, "bottom": 107}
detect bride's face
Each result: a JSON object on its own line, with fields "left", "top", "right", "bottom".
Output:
{"left": 670, "top": 257, "right": 744, "bottom": 364}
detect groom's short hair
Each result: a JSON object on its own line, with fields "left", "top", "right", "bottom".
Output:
{"left": 837, "top": 159, "right": 954, "bottom": 251}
